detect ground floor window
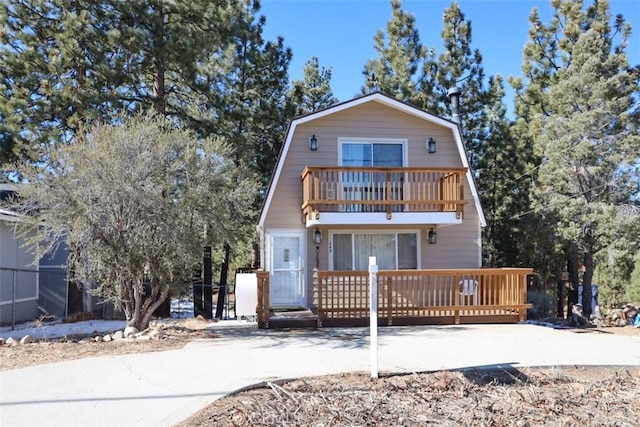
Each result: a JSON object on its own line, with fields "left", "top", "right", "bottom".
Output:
{"left": 331, "top": 232, "right": 418, "bottom": 271}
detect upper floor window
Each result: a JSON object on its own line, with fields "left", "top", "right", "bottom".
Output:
{"left": 339, "top": 139, "right": 406, "bottom": 167}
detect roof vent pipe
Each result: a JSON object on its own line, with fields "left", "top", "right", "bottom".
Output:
{"left": 447, "top": 86, "right": 462, "bottom": 129}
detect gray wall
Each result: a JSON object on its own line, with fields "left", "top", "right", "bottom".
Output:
{"left": 0, "top": 221, "right": 38, "bottom": 325}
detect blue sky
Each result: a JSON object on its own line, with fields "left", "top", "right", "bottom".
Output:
{"left": 261, "top": 0, "right": 639, "bottom": 114}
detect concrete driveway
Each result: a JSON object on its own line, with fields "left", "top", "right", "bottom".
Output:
{"left": 1, "top": 323, "right": 639, "bottom": 426}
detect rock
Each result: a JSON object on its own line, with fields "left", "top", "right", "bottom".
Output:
{"left": 623, "top": 305, "right": 638, "bottom": 325}
{"left": 5, "top": 337, "right": 17, "bottom": 346}
{"left": 149, "top": 329, "right": 164, "bottom": 340}
{"left": 103, "top": 334, "right": 112, "bottom": 342}
{"left": 19, "top": 335, "right": 36, "bottom": 345}
{"left": 78, "top": 338, "right": 94, "bottom": 344}
{"left": 570, "top": 304, "right": 586, "bottom": 327}
{"left": 94, "top": 336, "right": 103, "bottom": 343}
{"left": 593, "top": 305, "right": 604, "bottom": 320}
{"left": 136, "top": 335, "right": 151, "bottom": 341}
{"left": 124, "top": 326, "right": 139, "bottom": 338}
{"left": 609, "top": 309, "right": 623, "bottom": 321}
{"left": 112, "top": 330, "right": 124, "bottom": 340}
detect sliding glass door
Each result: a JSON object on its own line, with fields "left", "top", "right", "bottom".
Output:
{"left": 332, "top": 232, "right": 418, "bottom": 271}
{"left": 340, "top": 140, "right": 404, "bottom": 212}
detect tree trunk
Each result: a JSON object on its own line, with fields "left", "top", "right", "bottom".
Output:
{"left": 556, "top": 276, "right": 564, "bottom": 318}
{"left": 252, "top": 241, "right": 259, "bottom": 268}
{"left": 582, "top": 252, "right": 594, "bottom": 319}
{"left": 203, "top": 246, "right": 213, "bottom": 319}
{"left": 123, "top": 273, "right": 170, "bottom": 331}
{"left": 216, "top": 242, "right": 230, "bottom": 319}
{"left": 128, "top": 283, "right": 170, "bottom": 330}
{"left": 153, "top": 4, "right": 166, "bottom": 115}
{"left": 566, "top": 249, "right": 580, "bottom": 319}
{"left": 66, "top": 250, "right": 83, "bottom": 315}
{"left": 67, "top": 281, "right": 84, "bottom": 315}
{"left": 193, "top": 267, "right": 203, "bottom": 317}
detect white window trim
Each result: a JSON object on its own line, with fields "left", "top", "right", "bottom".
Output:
{"left": 328, "top": 228, "right": 422, "bottom": 271}
{"left": 337, "top": 137, "right": 408, "bottom": 167}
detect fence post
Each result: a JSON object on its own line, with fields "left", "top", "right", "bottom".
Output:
{"left": 12, "top": 270, "right": 17, "bottom": 330}
{"left": 317, "top": 270, "right": 323, "bottom": 328}
{"left": 369, "top": 256, "right": 378, "bottom": 379}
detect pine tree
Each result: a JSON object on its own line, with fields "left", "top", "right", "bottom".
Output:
{"left": 0, "top": 0, "right": 234, "bottom": 165}
{"left": 108, "top": 0, "right": 233, "bottom": 119}
{"left": 289, "top": 56, "right": 338, "bottom": 116}
{"left": 512, "top": 0, "right": 639, "bottom": 318}
{"left": 532, "top": 26, "right": 640, "bottom": 319}
{"left": 424, "top": 2, "right": 488, "bottom": 173}
{"left": 478, "top": 76, "right": 529, "bottom": 267}
{"left": 197, "top": 0, "right": 292, "bottom": 193}
{"left": 0, "top": 1, "right": 128, "bottom": 163}
{"left": 362, "top": 0, "right": 426, "bottom": 102}
{"left": 627, "top": 250, "right": 640, "bottom": 305}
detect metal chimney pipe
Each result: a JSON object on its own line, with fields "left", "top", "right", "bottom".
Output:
{"left": 447, "top": 86, "right": 462, "bottom": 128}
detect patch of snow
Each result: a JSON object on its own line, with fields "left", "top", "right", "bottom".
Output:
{"left": 0, "top": 319, "right": 126, "bottom": 341}
{"left": 171, "top": 297, "right": 194, "bottom": 319}
{"left": 0, "top": 297, "right": 238, "bottom": 340}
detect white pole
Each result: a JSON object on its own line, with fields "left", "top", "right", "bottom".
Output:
{"left": 369, "top": 256, "right": 378, "bottom": 379}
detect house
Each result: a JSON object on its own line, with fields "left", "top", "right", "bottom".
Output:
{"left": 256, "top": 91, "right": 532, "bottom": 328}
{"left": 0, "top": 184, "right": 39, "bottom": 325}
{"left": 0, "top": 184, "right": 124, "bottom": 325}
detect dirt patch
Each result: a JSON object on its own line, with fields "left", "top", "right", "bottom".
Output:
{"left": 177, "top": 367, "right": 640, "bottom": 427}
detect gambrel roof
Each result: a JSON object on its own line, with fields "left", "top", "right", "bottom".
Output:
{"left": 258, "top": 91, "right": 487, "bottom": 228}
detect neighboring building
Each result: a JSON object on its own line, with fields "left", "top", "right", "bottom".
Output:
{"left": 0, "top": 184, "right": 38, "bottom": 325}
{"left": 38, "top": 241, "right": 70, "bottom": 319}
{"left": 256, "top": 92, "right": 531, "bottom": 327}
{"left": 0, "top": 184, "right": 122, "bottom": 325}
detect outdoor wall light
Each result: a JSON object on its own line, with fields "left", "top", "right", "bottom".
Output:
{"left": 313, "top": 227, "right": 322, "bottom": 245}
{"left": 309, "top": 134, "right": 318, "bottom": 151}
{"left": 428, "top": 228, "right": 437, "bottom": 244}
{"left": 427, "top": 137, "right": 437, "bottom": 153}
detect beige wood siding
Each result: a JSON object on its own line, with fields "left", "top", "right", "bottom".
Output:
{"left": 263, "top": 102, "right": 466, "bottom": 229}
{"left": 422, "top": 186, "right": 480, "bottom": 269}
{"left": 261, "top": 100, "right": 482, "bottom": 310}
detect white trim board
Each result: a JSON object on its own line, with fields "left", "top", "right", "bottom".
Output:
{"left": 306, "top": 212, "right": 461, "bottom": 227}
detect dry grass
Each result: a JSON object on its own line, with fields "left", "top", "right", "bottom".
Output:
{"left": 177, "top": 367, "right": 640, "bottom": 427}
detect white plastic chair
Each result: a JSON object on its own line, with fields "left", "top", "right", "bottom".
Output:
{"left": 459, "top": 279, "right": 479, "bottom": 305}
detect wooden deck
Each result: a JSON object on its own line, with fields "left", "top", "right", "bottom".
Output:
{"left": 256, "top": 269, "right": 533, "bottom": 329}
{"left": 301, "top": 166, "right": 467, "bottom": 222}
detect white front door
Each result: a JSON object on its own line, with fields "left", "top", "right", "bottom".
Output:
{"left": 269, "top": 231, "right": 305, "bottom": 307}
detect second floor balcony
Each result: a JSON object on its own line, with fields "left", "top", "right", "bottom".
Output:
{"left": 301, "top": 166, "right": 468, "bottom": 226}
